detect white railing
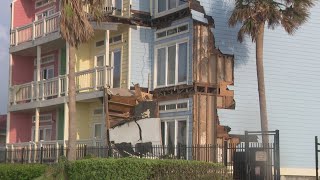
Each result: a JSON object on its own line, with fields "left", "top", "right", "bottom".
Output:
{"left": 6, "top": 139, "right": 102, "bottom": 163}
{"left": 10, "top": 67, "right": 112, "bottom": 105}
{"left": 10, "top": 12, "right": 60, "bottom": 46}
{"left": 83, "top": 0, "right": 120, "bottom": 15}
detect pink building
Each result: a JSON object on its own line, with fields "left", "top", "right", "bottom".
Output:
{"left": 0, "top": 115, "right": 6, "bottom": 145}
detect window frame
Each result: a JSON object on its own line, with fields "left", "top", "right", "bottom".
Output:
{"left": 154, "top": 38, "right": 189, "bottom": 88}
{"left": 35, "top": 7, "right": 55, "bottom": 21}
{"left": 110, "top": 49, "right": 122, "bottom": 88}
{"left": 35, "top": 0, "right": 51, "bottom": 9}
{"left": 31, "top": 125, "right": 52, "bottom": 142}
{"left": 161, "top": 116, "right": 189, "bottom": 156}
{"left": 155, "top": 23, "right": 189, "bottom": 41}
{"left": 93, "top": 123, "right": 103, "bottom": 139}
{"left": 109, "top": 34, "right": 123, "bottom": 45}
{"left": 32, "top": 114, "right": 53, "bottom": 123}
{"left": 95, "top": 54, "right": 106, "bottom": 68}
{"left": 154, "top": 0, "right": 188, "bottom": 18}
{"left": 159, "top": 99, "right": 189, "bottom": 113}
{"left": 41, "top": 65, "right": 55, "bottom": 80}
{"left": 34, "top": 54, "right": 55, "bottom": 66}
{"left": 95, "top": 40, "right": 105, "bottom": 48}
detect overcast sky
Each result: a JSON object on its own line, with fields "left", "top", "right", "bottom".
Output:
{"left": 0, "top": 0, "right": 11, "bottom": 114}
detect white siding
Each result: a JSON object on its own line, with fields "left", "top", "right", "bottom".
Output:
{"left": 197, "top": 0, "right": 320, "bottom": 170}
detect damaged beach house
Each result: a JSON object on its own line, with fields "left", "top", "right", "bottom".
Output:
{"left": 5, "top": 0, "right": 237, "bottom": 162}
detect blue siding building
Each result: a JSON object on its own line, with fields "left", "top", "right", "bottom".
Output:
{"left": 197, "top": 0, "right": 320, "bottom": 176}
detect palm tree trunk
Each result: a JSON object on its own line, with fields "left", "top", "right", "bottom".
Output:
{"left": 256, "top": 23, "right": 269, "bottom": 144}
{"left": 67, "top": 46, "right": 77, "bottom": 161}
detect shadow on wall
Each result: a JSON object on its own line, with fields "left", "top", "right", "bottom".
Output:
{"left": 210, "top": 0, "right": 251, "bottom": 68}
{"left": 20, "top": 0, "right": 36, "bottom": 21}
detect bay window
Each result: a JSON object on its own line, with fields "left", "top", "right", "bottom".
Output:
{"left": 156, "top": 41, "right": 188, "bottom": 87}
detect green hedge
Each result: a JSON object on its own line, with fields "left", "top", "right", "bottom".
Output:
{"left": 0, "top": 164, "right": 47, "bottom": 180}
{"left": 66, "top": 158, "right": 229, "bottom": 180}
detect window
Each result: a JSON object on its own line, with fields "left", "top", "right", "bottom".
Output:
{"left": 32, "top": 126, "right": 52, "bottom": 141}
{"left": 41, "top": 66, "right": 54, "bottom": 80}
{"left": 110, "top": 50, "right": 121, "bottom": 88}
{"left": 96, "top": 40, "right": 105, "bottom": 47}
{"left": 34, "top": 55, "right": 55, "bottom": 66}
{"left": 159, "top": 100, "right": 188, "bottom": 112}
{"left": 113, "top": 0, "right": 122, "bottom": 15}
{"left": 32, "top": 114, "right": 53, "bottom": 123}
{"left": 109, "top": 35, "right": 122, "bottom": 44}
{"left": 155, "top": 41, "right": 188, "bottom": 87}
{"left": 161, "top": 118, "right": 187, "bottom": 155}
{"left": 94, "top": 124, "right": 102, "bottom": 139}
{"left": 35, "top": 0, "right": 50, "bottom": 9}
{"left": 93, "top": 108, "right": 103, "bottom": 116}
{"left": 35, "top": 8, "right": 55, "bottom": 20}
{"left": 157, "top": 0, "right": 187, "bottom": 14}
{"left": 95, "top": 55, "right": 105, "bottom": 67}
{"left": 156, "top": 24, "right": 189, "bottom": 40}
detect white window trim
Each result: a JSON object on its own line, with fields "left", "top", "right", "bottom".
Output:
{"left": 35, "top": 0, "right": 52, "bottom": 9}
{"left": 32, "top": 114, "right": 53, "bottom": 123}
{"left": 93, "top": 123, "right": 102, "bottom": 139}
{"left": 31, "top": 125, "right": 52, "bottom": 142}
{"left": 39, "top": 65, "right": 55, "bottom": 80}
{"left": 34, "top": 54, "right": 55, "bottom": 66}
{"left": 109, "top": 34, "right": 123, "bottom": 45}
{"left": 159, "top": 99, "right": 189, "bottom": 113}
{"left": 95, "top": 40, "right": 105, "bottom": 48}
{"left": 94, "top": 54, "right": 106, "bottom": 67}
{"left": 110, "top": 49, "right": 122, "bottom": 88}
{"left": 155, "top": 23, "right": 189, "bottom": 41}
{"left": 154, "top": 38, "right": 189, "bottom": 88}
{"left": 35, "top": 7, "right": 55, "bottom": 21}
{"left": 161, "top": 116, "right": 190, "bottom": 155}
{"left": 154, "top": 0, "right": 188, "bottom": 18}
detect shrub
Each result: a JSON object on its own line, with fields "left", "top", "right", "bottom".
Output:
{"left": 66, "top": 158, "right": 230, "bottom": 180}
{"left": 0, "top": 164, "right": 47, "bottom": 180}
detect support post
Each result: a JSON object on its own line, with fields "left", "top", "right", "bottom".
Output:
{"left": 35, "top": 108, "right": 40, "bottom": 143}
{"left": 6, "top": 113, "right": 10, "bottom": 144}
{"left": 224, "top": 140, "right": 228, "bottom": 167}
{"left": 63, "top": 102, "right": 69, "bottom": 142}
{"left": 36, "top": 46, "right": 41, "bottom": 100}
{"left": 105, "top": 30, "right": 110, "bottom": 87}
{"left": 104, "top": 88, "right": 110, "bottom": 152}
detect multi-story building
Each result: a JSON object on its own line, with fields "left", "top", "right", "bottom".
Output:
{"left": 6, "top": 0, "right": 234, "bottom": 160}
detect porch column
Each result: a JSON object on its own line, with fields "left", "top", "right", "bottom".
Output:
{"left": 36, "top": 46, "right": 41, "bottom": 100}
{"left": 6, "top": 113, "right": 10, "bottom": 144}
{"left": 35, "top": 108, "right": 40, "bottom": 142}
{"left": 105, "top": 30, "right": 110, "bottom": 87}
{"left": 63, "top": 102, "right": 69, "bottom": 142}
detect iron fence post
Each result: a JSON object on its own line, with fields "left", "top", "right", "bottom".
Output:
{"left": 4, "top": 148, "right": 7, "bottom": 163}
{"left": 40, "top": 147, "right": 43, "bottom": 164}
{"left": 245, "top": 131, "right": 250, "bottom": 180}
{"left": 84, "top": 145, "right": 87, "bottom": 157}
{"left": 316, "top": 136, "right": 319, "bottom": 180}
{"left": 275, "top": 130, "right": 280, "bottom": 180}
{"left": 224, "top": 141, "right": 228, "bottom": 167}
{"left": 21, "top": 148, "right": 25, "bottom": 164}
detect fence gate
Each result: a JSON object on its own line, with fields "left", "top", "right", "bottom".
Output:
{"left": 316, "top": 136, "right": 320, "bottom": 180}
{"left": 230, "top": 130, "right": 280, "bottom": 180}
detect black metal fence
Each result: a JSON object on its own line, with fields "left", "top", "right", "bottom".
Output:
{"left": 0, "top": 143, "right": 279, "bottom": 179}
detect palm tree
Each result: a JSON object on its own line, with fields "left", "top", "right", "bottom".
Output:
{"left": 60, "top": 0, "right": 104, "bottom": 161}
{"left": 229, "top": 0, "right": 314, "bottom": 144}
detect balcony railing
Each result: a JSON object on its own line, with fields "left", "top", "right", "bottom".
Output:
{"left": 10, "top": 12, "right": 60, "bottom": 46}
{"left": 10, "top": 67, "right": 112, "bottom": 105}
{"left": 83, "top": 0, "right": 122, "bottom": 16}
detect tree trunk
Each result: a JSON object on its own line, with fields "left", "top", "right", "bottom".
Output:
{"left": 256, "top": 23, "right": 269, "bottom": 144}
{"left": 256, "top": 22, "right": 272, "bottom": 180}
{"left": 67, "top": 46, "right": 77, "bottom": 161}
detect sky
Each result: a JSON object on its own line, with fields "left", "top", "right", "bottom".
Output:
{"left": 0, "top": 0, "right": 11, "bottom": 114}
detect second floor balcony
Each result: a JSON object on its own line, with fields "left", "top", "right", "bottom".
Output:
{"left": 9, "top": 66, "right": 112, "bottom": 107}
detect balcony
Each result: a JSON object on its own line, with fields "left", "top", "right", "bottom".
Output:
{"left": 10, "top": 12, "right": 60, "bottom": 47}
{"left": 10, "top": 67, "right": 112, "bottom": 106}
{"left": 83, "top": 0, "right": 123, "bottom": 17}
